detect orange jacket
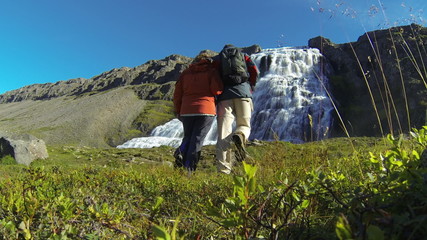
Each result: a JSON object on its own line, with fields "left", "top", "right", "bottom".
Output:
{"left": 173, "top": 59, "right": 223, "bottom": 116}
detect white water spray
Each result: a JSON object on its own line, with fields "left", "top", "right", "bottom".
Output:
{"left": 250, "top": 47, "right": 333, "bottom": 143}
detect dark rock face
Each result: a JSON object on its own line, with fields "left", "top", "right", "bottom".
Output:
{"left": 0, "top": 133, "right": 49, "bottom": 166}
{"left": 309, "top": 24, "right": 427, "bottom": 137}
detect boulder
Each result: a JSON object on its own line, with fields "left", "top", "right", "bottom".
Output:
{"left": 0, "top": 133, "right": 49, "bottom": 166}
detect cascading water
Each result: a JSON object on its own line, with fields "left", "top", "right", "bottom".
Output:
{"left": 117, "top": 47, "right": 334, "bottom": 149}
{"left": 116, "top": 118, "right": 219, "bottom": 148}
{"left": 250, "top": 47, "right": 333, "bottom": 143}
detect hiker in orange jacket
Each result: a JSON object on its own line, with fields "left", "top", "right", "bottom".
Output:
{"left": 173, "top": 50, "right": 223, "bottom": 171}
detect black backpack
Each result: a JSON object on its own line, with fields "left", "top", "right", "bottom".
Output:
{"left": 220, "top": 46, "right": 249, "bottom": 86}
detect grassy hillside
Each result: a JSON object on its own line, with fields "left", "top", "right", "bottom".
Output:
{"left": 0, "top": 87, "right": 175, "bottom": 148}
{"left": 1, "top": 127, "right": 425, "bottom": 239}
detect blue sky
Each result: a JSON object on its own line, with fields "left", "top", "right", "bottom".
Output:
{"left": 0, "top": 0, "right": 425, "bottom": 94}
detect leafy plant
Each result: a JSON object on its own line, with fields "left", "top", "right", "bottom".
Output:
{"left": 205, "top": 162, "right": 262, "bottom": 239}
{"left": 152, "top": 216, "right": 185, "bottom": 240}
{"left": 332, "top": 126, "right": 427, "bottom": 239}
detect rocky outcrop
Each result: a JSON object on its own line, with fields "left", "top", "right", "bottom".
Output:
{"left": 0, "top": 132, "right": 48, "bottom": 166}
{"left": 0, "top": 54, "right": 193, "bottom": 103}
{"left": 309, "top": 23, "right": 427, "bottom": 137}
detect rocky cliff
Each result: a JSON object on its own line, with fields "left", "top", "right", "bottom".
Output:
{"left": 309, "top": 23, "right": 427, "bottom": 137}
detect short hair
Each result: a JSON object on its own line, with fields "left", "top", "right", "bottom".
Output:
{"left": 193, "top": 50, "right": 217, "bottom": 63}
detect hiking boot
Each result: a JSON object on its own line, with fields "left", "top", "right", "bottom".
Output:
{"left": 232, "top": 133, "right": 246, "bottom": 162}
{"left": 173, "top": 148, "right": 183, "bottom": 168}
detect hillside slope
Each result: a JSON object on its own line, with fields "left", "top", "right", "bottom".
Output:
{"left": 0, "top": 87, "right": 147, "bottom": 147}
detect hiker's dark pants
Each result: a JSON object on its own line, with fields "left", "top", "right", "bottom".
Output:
{"left": 180, "top": 115, "right": 214, "bottom": 170}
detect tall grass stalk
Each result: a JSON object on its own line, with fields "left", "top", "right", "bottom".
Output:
{"left": 348, "top": 41, "right": 386, "bottom": 137}
{"left": 400, "top": 25, "right": 427, "bottom": 88}
{"left": 369, "top": 0, "right": 425, "bottom": 134}
{"left": 388, "top": 27, "right": 411, "bottom": 132}
{"left": 312, "top": 69, "right": 356, "bottom": 152}
{"left": 360, "top": 29, "right": 404, "bottom": 135}
{"left": 367, "top": 53, "right": 390, "bottom": 134}
{"left": 313, "top": 0, "right": 426, "bottom": 136}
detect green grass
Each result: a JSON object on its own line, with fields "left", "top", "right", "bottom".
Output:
{"left": 0, "top": 155, "right": 16, "bottom": 165}
{"left": 1, "top": 127, "right": 426, "bottom": 239}
{"left": 2, "top": 136, "right": 390, "bottom": 184}
{"left": 132, "top": 100, "right": 175, "bottom": 136}
{"left": 24, "top": 136, "right": 390, "bottom": 182}
{"left": 0, "top": 144, "right": 233, "bottom": 238}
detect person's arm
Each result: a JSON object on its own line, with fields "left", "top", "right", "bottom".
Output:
{"left": 173, "top": 75, "right": 184, "bottom": 117}
{"left": 210, "top": 68, "right": 223, "bottom": 96}
{"left": 245, "top": 55, "right": 259, "bottom": 89}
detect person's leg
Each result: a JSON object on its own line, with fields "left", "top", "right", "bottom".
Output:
{"left": 173, "top": 147, "right": 184, "bottom": 168}
{"left": 175, "top": 118, "right": 192, "bottom": 168}
{"left": 216, "top": 99, "right": 235, "bottom": 174}
{"left": 187, "top": 116, "right": 214, "bottom": 170}
{"left": 233, "top": 98, "right": 253, "bottom": 141}
{"left": 181, "top": 116, "right": 196, "bottom": 169}
{"left": 232, "top": 98, "right": 253, "bottom": 161}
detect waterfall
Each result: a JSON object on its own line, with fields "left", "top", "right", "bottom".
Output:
{"left": 117, "top": 119, "right": 218, "bottom": 148}
{"left": 117, "top": 47, "right": 333, "bottom": 149}
{"left": 250, "top": 47, "right": 333, "bottom": 143}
